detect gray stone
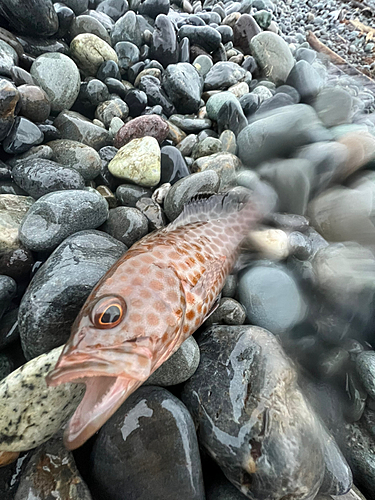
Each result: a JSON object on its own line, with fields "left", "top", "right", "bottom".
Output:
{"left": 192, "top": 152, "right": 240, "bottom": 189}
{"left": 69, "top": 14, "right": 111, "bottom": 44}
{"left": 111, "top": 11, "right": 145, "bottom": 47}
{"left": 30, "top": 53, "right": 80, "bottom": 113}
{"left": 164, "top": 170, "right": 220, "bottom": 220}
{"left": 54, "top": 110, "right": 110, "bottom": 150}
{"left": 204, "top": 61, "right": 247, "bottom": 90}
{"left": 47, "top": 139, "right": 101, "bottom": 180}
{"left": 145, "top": 336, "right": 200, "bottom": 386}
{"left": 0, "top": 194, "right": 34, "bottom": 252}
{"left": 0, "top": 275, "right": 16, "bottom": 320}
{"left": 19, "top": 190, "right": 109, "bottom": 252}
{"left": 205, "top": 297, "right": 246, "bottom": 325}
{"left": 313, "top": 87, "right": 353, "bottom": 128}
{"left": 193, "top": 55, "right": 213, "bottom": 78}
{"left": 356, "top": 351, "right": 375, "bottom": 400}
{"left": 18, "top": 230, "right": 126, "bottom": 360}
{"left": 286, "top": 60, "right": 324, "bottom": 102}
{"left": 101, "top": 206, "right": 149, "bottom": 247}
{"left": 206, "top": 91, "right": 239, "bottom": 121}
{"left": 238, "top": 263, "right": 306, "bottom": 334}
{"left": 193, "top": 137, "right": 222, "bottom": 159}
{"left": 95, "top": 99, "right": 129, "bottom": 128}
{"left": 0, "top": 40, "right": 18, "bottom": 77}
{"left": 116, "top": 183, "right": 152, "bottom": 207}
{"left": 163, "top": 63, "right": 203, "bottom": 115}
{"left": 0, "top": 346, "right": 83, "bottom": 451}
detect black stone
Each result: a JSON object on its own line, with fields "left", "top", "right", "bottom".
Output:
{"left": 136, "top": 197, "right": 167, "bottom": 230}
{"left": 127, "top": 61, "right": 145, "bottom": 85}
{"left": 285, "top": 60, "right": 323, "bottom": 103}
{"left": 242, "top": 55, "right": 258, "bottom": 74}
{"left": 239, "top": 92, "right": 260, "bottom": 117}
{"left": 89, "top": 386, "right": 205, "bottom": 500}
{"left": 3, "top": 116, "right": 43, "bottom": 155}
{"left": 138, "top": 75, "right": 176, "bottom": 117}
{"left": 36, "top": 123, "right": 61, "bottom": 142}
{"left": 216, "top": 25, "right": 233, "bottom": 44}
{"left": 100, "top": 206, "right": 149, "bottom": 247}
{"left": 124, "top": 89, "right": 147, "bottom": 117}
{"left": 150, "top": 14, "right": 178, "bottom": 68}
{"left": 139, "top": 0, "right": 170, "bottom": 19}
{"left": 0, "top": 274, "right": 16, "bottom": 320}
{"left": 0, "top": 246, "right": 34, "bottom": 282}
{"left": 178, "top": 25, "right": 222, "bottom": 53}
{"left": 217, "top": 100, "right": 247, "bottom": 136}
{"left": 163, "top": 62, "right": 203, "bottom": 114}
{"left": 0, "top": 160, "right": 11, "bottom": 180}
{"left": 104, "top": 77, "right": 127, "bottom": 99}
{"left": 204, "top": 61, "right": 247, "bottom": 91}
{"left": 0, "top": 0, "right": 59, "bottom": 37}
{"left": 115, "top": 41, "right": 140, "bottom": 74}
{"left": 97, "top": 0, "right": 128, "bottom": 22}
{"left": 97, "top": 60, "right": 121, "bottom": 82}
{"left": 160, "top": 145, "right": 190, "bottom": 185}
{"left": 116, "top": 183, "right": 152, "bottom": 207}
{"left": 15, "top": 35, "right": 69, "bottom": 58}
{"left": 54, "top": 2, "right": 75, "bottom": 38}
{"left": 0, "top": 308, "right": 19, "bottom": 349}
{"left": 255, "top": 92, "right": 295, "bottom": 115}
{"left": 9, "top": 66, "right": 34, "bottom": 86}
{"left": 78, "top": 79, "right": 110, "bottom": 109}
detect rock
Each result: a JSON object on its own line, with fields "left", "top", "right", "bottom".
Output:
{"left": 0, "top": 246, "right": 34, "bottom": 281}
{"left": 205, "top": 297, "right": 246, "bottom": 326}
{"left": 69, "top": 14, "right": 112, "bottom": 44}
{"left": 18, "top": 230, "right": 125, "bottom": 359}
{"left": 246, "top": 228, "right": 289, "bottom": 260}
{"left": 146, "top": 336, "right": 200, "bottom": 386}
{"left": 136, "top": 196, "right": 167, "bottom": 230}
{"left": 114, "top": 114, "right": 169, "bottom": 148}
{"left": 115, "top": 41, "right": 139, "bottom": 73}
{"left": 237, "top": 104, "right": 320, "bottom": 167}
{"left": 0, "top": 40, "right": 18, "bottom": 77}
{"left": 0, "top": 0, "right": 59, "bottom": 37}
{"left": 160, "top": 145, "right": 190, "bottom": 185}
{"left": 109, "top": 136, "right": 161, "bottom": 187}
{"left": 192, "top": 152, "right": 240, "bottom": 189}
{"left": 95, "top": 99, "right": 129, "bottom": 128}
{"left": 0, "top": 79, "right": 19, "bottom": 142}
{"left": 19, "top": 190, "right": 109, "bottom": 253}
{"left": 206, "top": 91, "right": 238, "bottom": 121}
{"left": 313, "top": 87, "right": 353, "bottom": 128}
{"left": 217, "top": 99, "right": 247, "bottom": 136}
{"left": 89, "top": 386, "right": 205, "bottom": 500}
{"left": 11, "top": 159, "right": 86, "bottom": 199}
{"left": 100, "top": 206, "right": 149, "bottom": 247}
{"left": 139, "top": 0, "right": 169, "bottom": 18}
{"left": 204, "top": 61, "right": 247, "bottom": 90}
{"left": 14, "top": 433, "right": 93, "bottom": 500}
{"left": 0, "top": 194, "right": 34, "bottom": 253}
{"left": 233, "top": 14, "right": 261, "bottom": 54}
{"left": 0, "top": 346, "right": 83, "bottom": 451}
{"left": 0, "top": 275, "right": 16, "bottom": 320}
{"left": 151, "top": 14, "right": 178, "bottom": 68}
{"left": 79, "top": 78, "right": 110, "bottom": 108}
{"left": 181, "top": 325, "right": 325, "bottom": 500}
{"left": 2, "top": 117, "right": 44, "bottom": 155}
{"left": 97, "top": 0, "right": 128, "bottom": 22}
{"left": 116, "top": 183, "right": 152, "bottom": 207}
{"left": 30, "top": 53, "right": 80, "bottom": 113}
{"left": 193, "top": 137, "right": 222, "bottom": 159}
{"left": 54, "top": 110, "right": 110, "bottom": 150}
{"left": 286, "top": 60, "right": 323, "bottom": 103}
{"left": 70, "top": 33, "right": 118, "bottom": 76}
{"left": 111, "top": 10, "right": 147, "bottom": 46}
{"left": 0, "top": 308, "right": 19, "bottom": 349}
{"left": 168, "top": 114, "right": 211, "bottom": 133}
{"left": 124, "top": 89, "right": 147, "bottom": 117}
{"left": 207, "top": 470, "right": 251, "bottom": 499}
{"left": 18, "top": 84, "right": 50, "bottom": 123}
{"left": 47, "top": 139, "right": 101, "bottom": 181}
{"left": 336, "top": 133, "right": 375, "bottom": 181}
{"left": 238, "top": 263, "right": 306, "bottom": 334}
{"left": 250, "top": 32, "right": 294, "bottom": 85}
{"left": 193, "top": 54, "right": 213, "bottom": 78}
{"left": 177, "top": 133, "right": 198, "bottom": 157}
{"left": 163, "top": 63, "right": 203, "bottom": 114}
{"left": 138, "top": 75, "right": 176, "bottom": 117}
{"left": 253, "top": 9, "right": 272, "bottom": 29}
{"left": 356, "top": 352, "right": 375, "bottom": 400}
{"left": 178, "top": 25, "right": 221, "bottom": 53}
{"left": 239, "top": 92, "right": 260, "bottom": 117}
{"left": 164, "top": 169, "right": 220, "bottom": 220}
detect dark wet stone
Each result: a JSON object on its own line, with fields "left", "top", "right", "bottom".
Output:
{"left": 0, "top": 275, "right": 16, "bottom": 320}
{"left": 205, "top": 297, "right": 246, "bottom": 326}
{"left": 114, "top": 114, "right": 169, "bottom": 148}
{"left": 169, "top": 114, "right": 211, "bottom": 133}
{"left": 164, "top": 169, "right": 219, "bottom": 220}
{"left": 16, "top": 35, "right": 69, "bottom": 58}
{"left": 256, "top": 92, "right": 295, "bottom": 115}
{"left": 3, "top": 117, "right": 43, "bottom": 155}
{"left": 241, "top": 55, "right": 258, "bottom": 74}
{"left": 356, "top": 351, "right": 375, "bottom": 400}
{"left": 217, "top": 25, "right": 233, "bottom": 44}
{"left": 127, "top": 61, "right": 145, "bottom": 84}
{"left": 217, "top": 99, "right": 247, "bottom": 137}
{"left": 105, "top": 77, "right": 127, "bottom": 98}
{"left": 176, "top": 133, "right": 198, "bottom": 157}
{"left": 139, "top": 0, "right": 169, "bottom": 18}
{"left": 160, "top": 145, "right": 190, "bottom": 185}
{"left": 111, "top": 10, "right": 146, "bottom": 47}
{"left": 101, "top": 206, "right": 148, "bottom": 247}
{"left": 97, "top": 0, "right": 128, "bottom": 22}
{"left": 97, "top": 59, "right": 121, "bottom": 81}
{"left": 9, "top": 66, "right": 34, "bottom": 86}
{"left": 207, "top": 469, "right": 249, "bottom": 500}
{"left": 150, "top": 14, "right": 178, "bottom": 69}
{"left": 179, "top": 37, "right": 190, "bottom": 63}
{"left": 54, "top": 110, "right": 110, "bottom": 150}
{"left": 204, "top": 61, "right": 247, "bottom": 91}
{"left": 18, "top": 229, "right": 125, "bottom": 359}
{"left": 19, "top": 189, "right": 109, "bottom": 253}
{"left": 96, "top": 185, "right": 117, "bottom": 209}
{"left": 116, "top": 183, "right": 152, "bottom": 207}
{"left": 0, "top": 353, "right": 13, "bottom": 380}
{"left": 0, "top": 40, "right": 18, "bottom": 77}
{"left": 182, "top": 325, "right": 325, "bottom": 500}
{"left": 11, "top": 159, "right": 85, "bottom": 200}
{"left": 87, "top": 9, "right": 115, "bottom": 33}
{"left": 313, "top": 87, "right": 353, "bottom": 128}
{"left": 0, "top": 308, "right": 19, "bottom": 349}
{"left": 0, "top": 27, "right": 24, "bottom": 59}
{"left": 18, "top": 84, "right": 50, "bottom": 123}
{"left": 0, "top": 452, "right": 29, "bottom": 500}
{"left": 286, "top": 60, "right": 324, "bottom": 103}
{"left": 89, "top": 386, "right": 205, "bottom": 500}
{"left": 178, "top": 25, "right": 221, "bottom": 54}
{"left": 239, "top": 92, "right": 260, "bottom": 116}
{"left": 0, "top": 0, "right": 58, "bottom": 37}
{"left": 124, "top": 89, "right": 147, "bottom": 117}
{"left": 0, "top": 162, "right": 11, "bottom": 181}
{"left": 79, "top": 79, "right": 110, "bottom": 109}
{"left": 222, "top": 274, "right": 237, "bottom": 298}
{"left": 136, "top": 196, "right": 167, "bottom": 230}
{"left": 14, "top": 433, "right": 92, "bottom": 500}
{"left": 0, "top": 78, "right": 19, "bottom": 142}
{"left": 0, "top": 246, "right": 34, "bottom": 282}
{"left": 115, "top": 41, "right": 139, "bottom": 73}
{"left": 163, "top": 63, "right": 202, "bottom": 115}
{"left": 233, "top": 14, "right": 261, "bottom": 55}
{"left": 138, "top": 75, "right": 176, "bottom": 117}
{"left": 54, "top": 2, "right": 75, "bottom": 38}
{"left": 63, "top": 0, "right": 88, "bottom": 15}
{"left": 8, "top": 144, "right": 53, "bottom": 168}
{"left": 69, "top": 14, "right": 111, "bottom": 44}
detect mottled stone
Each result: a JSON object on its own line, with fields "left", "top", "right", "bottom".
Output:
{"left": 101, "top": 206, "right": 149, "bottom": 247}
{"left": 0, "top": 275, "right": 16, "bottom": 320}
{"left": 114, "top": 114, "right": 169, "bottom": 148}
{"left": 204, "top": 61, "right": 247, "bottom": 90}
{"left": 0, "top": 40, "right": 18, "bottom": 77}
{"left": 54, "top": 110, "right": 110, "bottom": 150}
{"left": 70, "top": 33, "right": 118, "bottom": 76}
{"left": 136, "top": 196, "right": 167, "bottom": 230}
{"left": 116, "top": 183, "right": 152, "bottom": 207}
{"left": 47, "top": 139, "right": 101, "bottom": 181}
{"left": 0, "top": 194, "right": 34, "bottom": 253}
{"left": 192, "top": 152, "right": 240, "bottom": 189}
{"left": 163, "top": 63, "right": 203, "bottom": 114}
{"left": 18, "top": 84, "right": 50, "bottom": 123}
{"left": 95, "top": 99, "right": 129, "bottom": 128}
{"left": 0, "top": 78, "right": 19, "bottom": 142}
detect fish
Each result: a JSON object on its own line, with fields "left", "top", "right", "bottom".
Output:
{"left": 46, "top": 189, "right": 262, "bottom": 450}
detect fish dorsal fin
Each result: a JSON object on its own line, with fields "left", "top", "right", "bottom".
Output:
{"left": 168, "top": 189, "right": 251, "bottom": 230}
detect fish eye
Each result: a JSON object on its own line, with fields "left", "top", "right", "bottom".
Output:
{"left": 92, "top": 297, "right": 126, "bottom": 329}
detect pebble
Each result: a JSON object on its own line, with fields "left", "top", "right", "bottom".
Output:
{"left": 192, "top": 152, "right": 239, "bottom": 189}
{"left": 19, "top": 190, "right": 109, "bottom": 253}
{"left": 54, "top": 110, "right": 110, "bottom": 150}
{"left": 146, "top": 336, "right": 200, "bottom": 386}
{"left": 3, "top": 117, "right": 44, "bottom": 155}
{"left": 0, "top": 40, "right": 18, "bottom": 77}
{"left": 0, "top": 346, "right": 83, "bottom": 451}
{"left": 313, "top": 87, "right": 353, "bottom": 128}
{"left": 355, "top": 352, "right": 375, "bottom": 400}
{"left": 18, "top": 230, "right": 125, "bottom": 359}
{"left": 204, "top": 61, "right": 247, "bottom": 90}
{"left": 116, "top": 183, "right": 152, "bottom": 207}
{"left": 0, "top": 275, "right": 16, "bottom": 320}
{"left": 178, "top": 25, "right": 221, "bottom": 53}
{"left": 0, "top": 308, "right": 19, "bottom": 349}
{"left": 70, "top": 33, "right": 118, "bottom": 76}
{"left": 286, "top": 60, "right": 324, "bottom": 103}
{"left": 30, "top": 53, "right": 80, "bottom": 113}
{"left": 89, "top": 386, "right": 205, "bottom": 500}
{"left": 95, "top": 98, "right": 129, "bottom": 128}
{"left": 69, "top": 14, "right": 112, "bottom": 44}
{"left": 109, "top": 136, "right": 161, "bottom": 187}
{"left": 0, "top": 0, "right": 59, "bottom": 37}
{"left": 163, "top": 63, "right": 203, "bottom": 115}
{"left": 205, "top": 297, "right": 246, "bottom": 325}
{"left": 0, "top": 79, "right": 19, "bottom": 142}
{"left": 233, "top": 14, "right": 261, "bottom": 54}
{"left": 11, "top": 159, "right": 86, "bottom": 199}
{"left": 150, "top": 14, "right": 178, "bottom": 68}
{"left": 100, "top": 206, "right": 149, "bottom": 247}
{"left": 160, "top": 145, "right": 190, "bottom": 185}
{"left": 136, "top": 196, "right": 167, "bottom": 230}
{"left": 206, "top": 91, "right": 239, "bottom": 121}
{"left": 114, "top": 114, "right": 169, "bottom": 148}
{"left": 0, "top": 194, "right": 34, "bottom": 253}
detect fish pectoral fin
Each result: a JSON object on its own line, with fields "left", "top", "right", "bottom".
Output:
{"left": 204, "top": 294, "right": 221, "bottom": 321}
{"left": 190, "top": 257, "right": 225, "bottom": 302}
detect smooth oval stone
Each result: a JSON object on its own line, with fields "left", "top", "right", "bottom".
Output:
{"left": 12, "top": 159, "right": 85, "bottom": 199}
{"left": 238, "top": 264, "right": 306, "bottom": 334}
{"left": 250, "top": 32, "right": 294, "bottom": 85}
{"left": 47, "top": 139, "right": 101, "bottom": 181}
{"left": 220, "top": 129, "right": 237, "bottom": 154}
{"left": 168, "top": 114, "right": 211, "bottom": 133}
{"left": 255, "top": 92, "right": 295, "bottom": 115}
{"left": 239, "top": 92, "right": 260, "bottom": 116}
{"left": 163, "top": 62, "right": 203, "bottom": 114}
{"left": 138, "top": 74, "right": 176, "bottom": 117}
{"left": 89, "top": 386, "right": 205, "bottom": 500}
{"left": 193, "top": 54, "right": 213, "bottom": 78}
{"left": 176, "top": 133, "right": 198, "bottom": 156}
{"left": 105, "top": 77, "right": 126, "bottom": 98}
{"left": 0, "top": 194, "right": 34, "bottom": 253}
{"left": 192, "top": 152, "right": 240, "bottom": 189}
{"left": 160, "top": 145, "right": 190, "bottom": 185}
{"left": 18, "top": 230, "right": 125, "bottom": 359}
{"left": 204, "top": 61, "right": 247, "bottom": 90}
{"left": 30, "top": 53, "right": 80, "bottom": 113}
{"left": 111, "top": 11, "right": 145, "bottom": 47}
{"left": 14, "top": 433, "right": 93, "bottom": 500}
{"left": 95, "top": 98, "right": 129, "bottom": 127}
{"left": 178, "top": 25, "right": 221, "bottom": 53}
{"left": 286, "top": 60, "right": 324, "bottom": 103}
{"left": 193, "top": 137, "right": 222, "bottom": 159}
{"left": 114, "top": 114, "right": 169, "bottom": 148}
{"left": 16, "top": 35, "right": 69, "bottom": 58}
{"left": 3, "top": 117, "right": 43, "bottom": 155}
{"left": 146, "top": 336, "right": 200, "bottom": 386}
{"left": 54, "top": 110, "right": 110, "bottom": 150}
{"left": 0, "top": 346, "right": 83, "bottom": 451}
{"left": 237, "top": 104, "right": 320, "bottom": 168}
{"left": 233, "top": 14, "right": 261, "bottom": 54}
{"left": 179, "top": 37, "right": 190, "bottom": 63}
{"left": 18, "top": 84, "right": 50, "bottom": 123}
{"left": 181, "top": 325, "right": 325, "bottom": 500}
{"left": 164, "top": 169, "right": 220, "bottom": 220}
{"left": 109, "top": 136, "right": 161, "bottom": 187}
{"left": 8, "top": 144, "right": 53, "bottom": 168}
{"left": 0, "top": 40, "right": 18, "bottom": 77}
{"left": 97, "top": 59, "right": 121, "bottom": 81}
{"left": 0, "top": 78, "right": 19, "bottom": 142}
{"left": 69, "top": 14, "right": 112, "bottom": 44}
{"left": 19, "top": 190, "right": 109, "bottom": 253}
{"left": 54, "top": 2, "right": 75, "bottom": 39}
{"left": 123, "top": 89, "right": 147, "bottom": 117}
{"left": 139, "top": 0, "right": 169, "bottom": 18}
{"left": 115, "top": 41, "right": 139, "bottom": 73}
{"left": 206, "top": 91, "right": 238, "bottom": 121}
{"left": 70, "top": 33, "right": 118, "bottom": 76}
{"left": 116, "top": 183, "right": 152, "bottom": 207}
{"left": 313, "top": 87, "right": 353, "bottom": 128}
{"left": 97, "top": 0, "right": 128, "bottom": 22}
{"left": 100, "top": 206, "right": 149, "bottom": 246}
{"left": 0, "top": 0, "right": 59, "bottom": 37}
{"left": 206, "top": 297, "right": 246, "bottom": 325}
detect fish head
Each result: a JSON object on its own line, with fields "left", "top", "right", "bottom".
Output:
{"left": 46, "top": 262, "right": 186, "bottom": 450}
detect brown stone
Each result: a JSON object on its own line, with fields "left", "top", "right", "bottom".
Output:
{"left": 0, "top": 450, "right": 19, "bottom": 467}
{"left": 233, "top": 14, "right": 262, "bottom": 55}
{"left": 114, "top": 115, "right": 169, "bottom": 149}
{"left": 18, "top": 84, "right": 51, "bottom": 123}
{"left": 0, "top": 79, "right": 19, "bottom": 141}
{"left": 336, "top": 132, "right": 375, "bottom": 180}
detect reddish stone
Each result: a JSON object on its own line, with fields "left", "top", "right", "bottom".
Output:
{"left": 114, "top": 115, "right": 169, "bottom": 149}
{"left": 233, "top": 14, "right": 261, "bottom": 55}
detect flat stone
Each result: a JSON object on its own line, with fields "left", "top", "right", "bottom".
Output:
{"left": 54, "top": 110, "right": 110, "bottom": 150}
{"left": 47, "top": 139, "right": 101, "bottom": 181}
{"left": 109, "top": 136, "right": 161, "bottom": 187}
{"left": 70, "top": 33, "right": 118, "bottom": 76}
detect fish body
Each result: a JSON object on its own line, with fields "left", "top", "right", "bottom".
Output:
{"left": 47, "top": 191, "right": 259, "bottom": 449}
